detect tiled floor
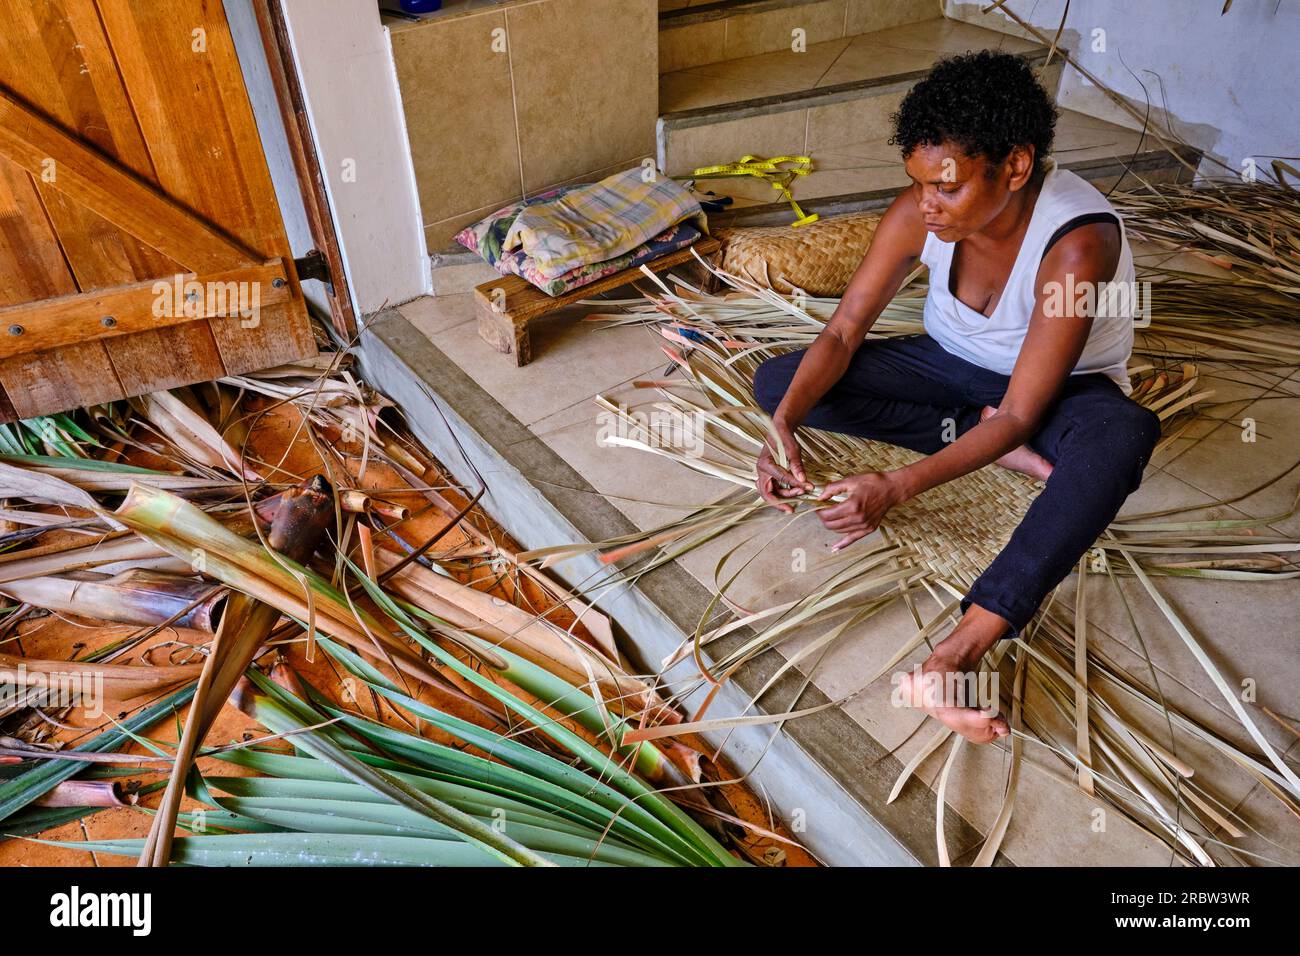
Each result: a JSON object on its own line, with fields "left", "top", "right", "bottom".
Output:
{"left": 402, "top": 241, "right": 1300, "bottom": 866}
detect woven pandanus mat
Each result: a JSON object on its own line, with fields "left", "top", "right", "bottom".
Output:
{"left": 717, "top": 213, "right": 881, "bottom": 297}
{"left": 799, "top": 433, "right": 1039, "bottom": 588}
{"left": 787, "top": 361, "right": 1192, "bottom": 589}
{"left": 764, "top": 363, "right": 1195, "bottom": 589}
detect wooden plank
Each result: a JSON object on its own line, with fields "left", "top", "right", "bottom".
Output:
{"left": 7, "top": 0, "right": 184, "bottom": 286}
{"left": 0, "top": 342, "right": 135, "bottom": 419}
{"left": 96, "top": 0, "right": 316, "bottom": 374}
{"left": 0, "top": 0, "right": 226, "bottom": 401}
{"left": 474, "top": 238, "right": 721, "bottom": 365}
{"left": 0, "top": 155, "right": 122, "bottom": 420}
{"left": 0, "top": 259, "right": 292, "bottom": 360}
{"left": 0, "top": 161, "right": 78, "bottom": 304}
{"left": 0, "top": 91, "right": 261, "bottom": 272}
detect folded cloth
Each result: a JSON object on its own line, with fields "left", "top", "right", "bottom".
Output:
{"left": 455, "top": 187, "right": 702, "bottom": 296}
{"left": 501, "top": 166, "right": 706, "bottom": 281}
{"left": 456, "top": 187, "right": 567, "bottom": 266}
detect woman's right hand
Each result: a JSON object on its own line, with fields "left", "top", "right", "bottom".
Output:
{"left": 756, "top": 418, "right": 812, "bottom": 513}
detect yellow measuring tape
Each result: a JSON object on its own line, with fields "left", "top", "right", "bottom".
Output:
{"left": 690, "top": 155, "right": 819, "bottom": 227}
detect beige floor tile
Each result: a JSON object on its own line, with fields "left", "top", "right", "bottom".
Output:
{"left": 663, "top": 108, "right": 811, "bottom": 178}
{"left": 527, "top": 375, "right": 738, "bottom": 530}
{"left": 817, "top": 21, "right": 1033, "bottom": 88}
{"left": 1073, "top": 569, "right": 1299, "bottom": 760}
{"left": 845, "top": 0, "right": 937, "bottom": 35}
{"left": 1118, "top": 467, "right": 1224, "bottom": 518}
{"left": 1162, "top": 388, "right": 1300, "bottom": 525}
{"left": 815, "top": 37, "right": 943, "bottom": 86}
{"left": 882, "top": 623, "right": 1272, "bottom": 866}
{"left": 428, "top": 261, "right": 502, "bottom": 297}
{"left": 428, "top": 301, "right": 670, "bottom": 427}
{"left": 1147, "top": 366, "right": 1295, "bottom": 470}
{"left": 660, "top": 39, "right": 853, "bottom": 112}
{"left": 847, "top": 0, "right": 937, "bottom": 32}
{"left": 1056, "top": 614, "right": 1272, "bottom": 809}
{"left": 806, "top": 91, "right": 907, "bottom": 153}
{"left": 793, "top": 588, "right": 955, "bottom": 751}
{"left": 658, "top": 70, "right": 735, "bottom": 114}
{"left": 936, "top": 737, "right": 1186, "bottom": 866}
{"left": 1212, "top": 737, "right": 1300, "bottom": 866}
{"left": 397, "top": 293, "right": 479, "bottom": 338}
{"left": 864, "top": 16, "right": 1039, "bottom": 56}
{"left": 659, "top": 19, "right": 728, "bottom": 74}
{"left": 789, "top": 154, "right": 904, "bottom": 198}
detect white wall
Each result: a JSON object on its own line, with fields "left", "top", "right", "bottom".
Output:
{"left": 948, "top": 0, "right": 1300, "bottom": 182}
{"left": 279, "top": 0, "right": 430, "bottom": 315}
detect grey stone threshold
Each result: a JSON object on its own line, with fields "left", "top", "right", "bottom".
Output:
{"left": 359, "top": 309, "right": 996, "bottom": 867}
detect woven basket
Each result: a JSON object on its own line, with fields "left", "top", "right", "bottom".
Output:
{"left": 717, "top": 213, "right": 881, "bottom": 297}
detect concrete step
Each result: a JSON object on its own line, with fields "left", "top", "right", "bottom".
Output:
{"left": 659, "top": 0, "right": 939, "bottom": 74}
{"left": 658, "top": 17, "right": 1066, "bottom": 182}
{"left": 688, "top": 108, "right": 1200, "bottom": 224}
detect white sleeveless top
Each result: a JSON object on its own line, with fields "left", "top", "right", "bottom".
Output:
{"left": 920, "top": 157, "right": 1135, "bottom": 394}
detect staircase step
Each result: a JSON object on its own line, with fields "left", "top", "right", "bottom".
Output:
{"left": 659, "top": 0, "right": 938, "bottom": 74}
{"left": 703, "top": 121, "right": 1200, "bottom": 229}
{"left": 658, "top": 18, "right": 1063, "bottom": 180}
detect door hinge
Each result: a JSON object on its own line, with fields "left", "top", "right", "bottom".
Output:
{"left": 293, "top": 249, "right": 333, "bottom": 292}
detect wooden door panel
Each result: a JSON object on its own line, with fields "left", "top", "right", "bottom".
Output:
{"left": 0, "top": 152, "right": 124, "bottom": 417}
{"left": 0, "top": 0, "right": 213, "bottom": 407}
{"left": 96, "top": 0, "right": 316, "bottom": 373}
{"left": 0, "top": 0, "right": 316, "bottom": 421}
{"left": 0, "top": 159, "right": 78, "bottom": 303}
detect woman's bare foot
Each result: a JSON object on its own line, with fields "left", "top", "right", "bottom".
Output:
{"left": 896, "top": 648, "right": 1010, "bottom": 745}
{"left": 982, "top": 405, "right": 1054, "bottom": 481}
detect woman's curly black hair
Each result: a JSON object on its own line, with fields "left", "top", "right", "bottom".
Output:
{"left": 889, "top": 50, "right": 1058, "bottom": 176}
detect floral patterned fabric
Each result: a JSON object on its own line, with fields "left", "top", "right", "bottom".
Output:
{"left": 502, "top": 167, "right": 706, "bottom": 281}
{"left": 455, "top": 185, "right": 702, "bottom": 296}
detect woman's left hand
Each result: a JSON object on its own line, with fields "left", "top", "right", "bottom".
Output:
{"left": 816, "top": 471, "right": 907, "bottom": 552}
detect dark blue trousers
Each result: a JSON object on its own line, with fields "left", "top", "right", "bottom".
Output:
{"left": 752, "top": 334, "right": 1160, "bottom": 633}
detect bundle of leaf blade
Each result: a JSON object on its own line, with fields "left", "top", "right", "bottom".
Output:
{"left": 27, "top": 532, "right": 743, "bottom": 867}
{"left": 596, "top": 245, "right": 1300, "bottom": 369}
{"left": 544, "top": 258, "right": 1300, "bottom": 865}
{"left": 0, "top": 349, "right": 761, "bottom": 867}
{"left": 40, "top": 656, "right": 740, "bottom": 867}
{"left": 104, "top": 484, "right": 748, "bottom": 865}
{"left": 1112, "top": 178, "right": 1300, "bottom": 298}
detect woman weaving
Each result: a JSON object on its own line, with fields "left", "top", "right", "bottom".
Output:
{"left": 752, "top": 51, "right": 1159, "bottom": 744}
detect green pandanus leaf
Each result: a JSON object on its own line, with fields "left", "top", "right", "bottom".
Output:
{"left": 233, "top": 670, "right": 555, "bottom": 868}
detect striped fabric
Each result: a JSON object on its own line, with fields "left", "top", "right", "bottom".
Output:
{"left": 503, "top": 167, "right": 706, "bottom": 280}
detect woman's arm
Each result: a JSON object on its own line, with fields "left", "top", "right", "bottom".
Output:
{"left": 757, "top": 191, "right": 928, "bottom": 510}
{"left": 815, "top": 220, "right": 1122, "bottom": 550}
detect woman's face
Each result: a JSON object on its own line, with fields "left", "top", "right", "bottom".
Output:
{"left": 903, "top": 141, "right": 1034, "bottom": 242}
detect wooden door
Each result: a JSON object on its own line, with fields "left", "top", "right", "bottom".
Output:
{"left": 0, "top": 0, "right": 316, "bottom": 422}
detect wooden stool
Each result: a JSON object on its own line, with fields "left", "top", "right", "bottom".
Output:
{"left": 474, "top": 238, "right": 720, "bottom": 366}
